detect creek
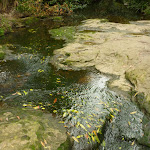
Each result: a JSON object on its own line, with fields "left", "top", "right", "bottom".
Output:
{"left": 0, "top": 9, "right": 150, "bottom": 150}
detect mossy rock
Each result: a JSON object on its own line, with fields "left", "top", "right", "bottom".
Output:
{"left": 57, "top": 137, "right": 71, "bottom": 150}
{"left": 0, "top": 46, "right": 5, "bottom": 60}
{"left": 49, "top": 26, "right": 76, "bottom": 43}
{"left": 138, "top": 116, "right": 150, "bottom": 147}
{"left": 0, "top": 107, "right": 67, "bottom": 150}
{"left": 125, "top": 69, "right": 147, "bottom": 87}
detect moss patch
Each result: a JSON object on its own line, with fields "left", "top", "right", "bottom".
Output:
{"left": 49, "top": 26, "right": 76, "bottom": 43}
{"left": 0, "top": 46, "right": 5, "bottom": 60}
{"left": 125, "top": 69, "right": 147, "bottom": 87}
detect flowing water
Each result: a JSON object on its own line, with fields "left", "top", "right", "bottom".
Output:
{"left": 0, "top": 12, "right": 150, "bottom": 150}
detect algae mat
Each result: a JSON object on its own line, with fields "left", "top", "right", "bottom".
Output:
{"left": 0, "top": 107, "right": 67, "bottom": 150}
{"left": 50, "top": 19, "right": 150, "bottom": 114}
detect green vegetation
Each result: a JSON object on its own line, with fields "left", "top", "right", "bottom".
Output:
{"left": 49, "top": 26, "right": 76, "bottom": 42}
{"left": 124, "top": 0, "right": 150, "bottom": 15}
{"left": 0, "top": 0, "right": 150, "bottom": 16}
{"left": 0, "top": 0, "right": 150, "bottom": 36}
{"left": 0, "top": 15, "right": 13, "bottom": 36}
{"left": 0, "top": 45, "right": 5, "bottom": 59}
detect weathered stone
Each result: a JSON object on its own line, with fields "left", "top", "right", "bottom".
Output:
{"left": 51, "top": 19, "right": 150, "bottom": 114}
{"left": 0, "top": 108, "right": 67, "bottom": 150}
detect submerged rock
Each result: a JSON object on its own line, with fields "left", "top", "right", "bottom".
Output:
{"left": 49, "top": 26, "right": 76, "bottom": 43}
{"left": 0, "top": 108, "right": 67, "bottom": 150}
{"left": 51, "top": 19, "right": 150, "bottom": 114}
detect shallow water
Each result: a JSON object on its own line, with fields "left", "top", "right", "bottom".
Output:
{"left": 0, "top": 15, "right": 149, "bottom": 150}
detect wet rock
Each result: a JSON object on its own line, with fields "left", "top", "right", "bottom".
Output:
{"left": 51, "top": 19, "right": 150, "bottom": 114}
{"left": 0, "top": 108, "right": 67, "bottom": 150}
{"left": 139, "top": 117, "right": 150, "bottom": 147}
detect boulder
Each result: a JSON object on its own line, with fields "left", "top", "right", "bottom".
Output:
{"left": 51, "top": 19, "right": 150, "bottom": 114}
{"left": 0, "top": 108, "right": 68, "bottom": 150}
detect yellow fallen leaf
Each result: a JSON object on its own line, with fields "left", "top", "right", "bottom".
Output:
{"left": 130, "top": 111, "right": 137, "bottom": 114}
{"left": 72, "top": 136, "right": 79, "bottom": 142}
{"left": 114, "top": 108, "right": 120, "bottom": 112}
{"left": 80, "top": 124, "right": 87, "bottom": 131}
{"left": 33, "top": 106, "right": 40, "bottom": 109}
{"left": 16, "top": 92, "right": 22, "bottom": 95}
{"left": 58, "top": 121, "right": 64, "bottom": 123}
{"left": 41, "top": 141, "right": 45, "bottom": 147}
{"left": 76, "top": 135, "right": 83, "bottom": 139}
{"left": 93, "top": 130, "right": 97, "bottom": 136}
{"left": 87, "top": 124, "right": 91, "bottom": 128}
{"left": 131, "top": 141, "right": 135, "bottom": 145}
{"left": 91, "top": 135, "right": 95, "bottom": 142}
{"left": 44, "top": 139, "right": 47, "bottom": 145}
{"left": 110, "top": 114, "right": 114, "bottom": 118}
{"left": 128, "top": 121, "right": 131, "bottom": 126}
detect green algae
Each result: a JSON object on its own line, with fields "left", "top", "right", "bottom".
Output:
{"left": 49, "top": 26, "right": 76, "bottom": 43}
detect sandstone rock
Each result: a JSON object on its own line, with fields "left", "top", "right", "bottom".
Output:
{"left": 0, "top": 108, "right": 67, "bottom": 150}
{"left": 51, "top": 19, "right": 150, "bottom": 114}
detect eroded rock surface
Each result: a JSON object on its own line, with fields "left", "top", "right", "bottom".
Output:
{"left": 0, "top": 108, "right": 67, "bottom": 150}
{"left": 50, "top": 19, "right": 150, "bottom": 114}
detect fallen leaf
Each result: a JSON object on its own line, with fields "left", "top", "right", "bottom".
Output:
{"left": 17, "top": 75, "right": 21, "bottom": 78}
{"left": 131, "top": 141, "right": 135, "bottom": 145}
{"left": 80, "top": 124, "right": 87, "bottom": 131}
{"left": 58, "top": 121, "right": 64, "bottom": 123}
{"left": 44, "top": 139, "right": 47, "bottom": 145}
{"left": 17, "top": 116, "right": 20, "bottom": 120}
{"left": 72, "top": 136, "right": 79, "bottom": 142}
{"left": 76, "top": 135, "right": 83, "bottom": 139}
{"left": 128, "top": 121, "right": 131, "bottom": 126}
{"left": 23, "top": 104, "right": 27, "bottom": 107}
{"left": 85, "top": 133, "right": 89, "bottom": 139}
{"left": 33, "top": 106, "right": 40, "bottom": 109}
{"left": 130, "top": 111, "right": 137, "bottom": 114}
{"left": 87, "top": 124, "right": 91, "bottom": 128}
{"left": 41, "top": 141, "right": 45, "bottom": 147}
{"left": 92, "top": 130, "right": 97, "bottom": 136}
{"left": 53, "top": 98, "right": 57, "bottom": 104}
{"left": 91, "top": 135, "right": 95, "bottom": 142}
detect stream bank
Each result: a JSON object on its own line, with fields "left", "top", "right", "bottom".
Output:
{"left": 0, "top": 13, "right": 150, "bottom": 150}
